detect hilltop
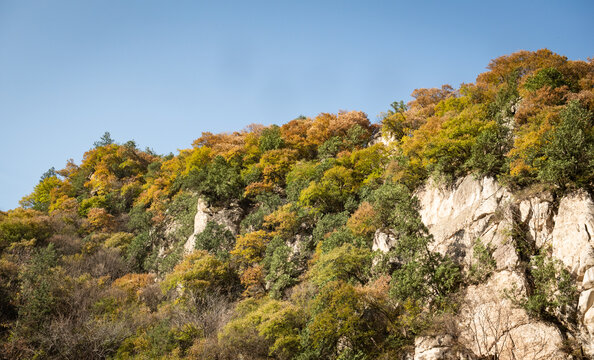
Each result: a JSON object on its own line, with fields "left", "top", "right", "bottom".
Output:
{"left": 1, "top": 49, "right": 593, "bottom": 359}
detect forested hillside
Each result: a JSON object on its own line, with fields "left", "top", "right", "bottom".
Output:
{"left": 1, "top": 49, "right": 593, "bottom": 359}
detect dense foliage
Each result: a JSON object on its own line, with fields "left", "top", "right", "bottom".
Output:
{"left": 1, "top": 50, "right": 592, "bottom": 359}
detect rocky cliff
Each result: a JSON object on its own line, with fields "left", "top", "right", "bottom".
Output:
{"left": 184, "top": 175, "right": 594, "bottom": 359}
{"left": 411, "top": 176, "right": 594, "bottom": 359}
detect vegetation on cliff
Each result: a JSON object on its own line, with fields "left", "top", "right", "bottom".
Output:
{"left": 0, "top": 49, "right": 592, "bottom": 359}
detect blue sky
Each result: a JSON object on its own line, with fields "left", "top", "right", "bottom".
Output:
{"left": 0, "top": 0, "right": 592, "bottom": 210}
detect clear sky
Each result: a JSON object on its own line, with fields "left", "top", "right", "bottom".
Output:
{"left": 0, "top": 0, "right": 592, "bottom": 210}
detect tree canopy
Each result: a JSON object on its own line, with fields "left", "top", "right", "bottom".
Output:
{"left": 1, "top": 49, "right": 592, "bottom": 359}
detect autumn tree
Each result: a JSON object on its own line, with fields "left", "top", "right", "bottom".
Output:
{"left": 162, "top": 250, "right": 236, "bottom": 301}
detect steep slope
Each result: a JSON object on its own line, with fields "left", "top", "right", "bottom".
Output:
{"left": 412, "top": 177, "right": 594, "bottom": 358}
{"left": 0, "top": 49, "right": 592, "bottom": 359}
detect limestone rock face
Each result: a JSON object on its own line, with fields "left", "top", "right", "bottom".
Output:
{"left": 410, "top": 177, "right": 594, "bottom": 358}
{"left": 183, "top": 198, "right": 209, "bottom": 254}
{"left": 579, "top": 289, "right": 594, "bottom": 316}
{"left": 545, "top": 191, "right": 594, "bottom": 354}
{"left": 585, "top": 308, "right": 594, "bottom": 334}
{"left": 372, "top": 230, "right": 396, "bottom": 253}
{"left": 550, "top": 190, "right": 594, "bottom": 278}
{"left": 519, "top": 195, "right": 555, "bottom": 249}
{"left": 584, "top": 268, "right": 594, "bottom": 290}
{"left": 458, "top": 271, "right": 564, "bottom": 360}
{"left": 416, "top": 176, "right": 516, "bottom": 270}
{"left": 183, "top": 198, "right": 243, "bottom": 254}
{"left": 413, "top": 335, "right": 465, "bottom": 360}
{"left": 417, "top": 177, "right": 509, "bottom": 243}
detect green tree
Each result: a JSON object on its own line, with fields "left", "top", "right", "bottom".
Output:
{"left": 518, "top": 251, "right": 576, "bottom": 324}
{"left": 309, "top": 244, "right": 372, "bottom": 287}
{"left": 312, "top": 212, "right": 349, "bottom": 245}
{"left": 467, "top": 120, "right": 511, "bottom": 177}
{"left": 318, "top": 136, "right": 344, "bottom": 159}
{"left": 537, "top": 101, "right": 594, "bottom": 189}
{"left": 184, "top": 155, "right": 243, "bottom": 204}
{"left": 371, "top": 183, "right": 461, "bottom": 307}
{"left": 285, "top": 160, "right": 331, "bottom": 202}
{"left": 381, "top": 100, "right": 409, "bottom": 139}
{"left": 194, "top": 221, "right": 235, "bottom": 260}
{"left": 259, "top": 125, "right": 285, "bottom": 152}
{"left": 94, "top": 131, "right": 115, "bottom": 147}
{"left": 299, "top": 166, "right": 357, "bottom": 213}
{"left": 40, "top": 167, "right": 56, "bottom": 180}
{"left": 524, "top": 67, "right": 568, "bottom": 92}
{"left": 422, "top": 103, "right": 488, "bottom": 181}
{"left": 19, "top": 175, "right": 62, "bottom": 212}
{"left": 305, "top": 281, "right": 375, "bottom": 359}
{"left": 262, "top": 236, "right": 298, "bottom": 298}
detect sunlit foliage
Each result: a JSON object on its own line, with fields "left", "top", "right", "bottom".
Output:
{"left": 1, "top": 50, "right": 592, "bottom": 359}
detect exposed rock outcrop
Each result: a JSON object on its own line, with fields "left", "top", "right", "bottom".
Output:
{"left": 519, "top": 194, "right": 554, "bottom": 249}
{"left": 459, "top": 271, "right": 565, "bottom": 359}
{"left": 413, "top": 335, "right": 463, "bottom": 360}
{"left": 183, "top": 198, "right": 243, "bottom": 254}
{"left": 550, "top": 191, "right": 594, "bottom": 279}
{"left": 417, "top": 176, "right": 516, "bottom": 271}
{"left": 175, "top": 177, "right": 594, "bottom": 359}
{"left": 408, "top": 176, "right": 594, "bottom": 359}
{"left": 550, "top": 191, "right": 594, "bottom": 355}
{"left": 372, "top": 230, "right": 396, "bottom": 253}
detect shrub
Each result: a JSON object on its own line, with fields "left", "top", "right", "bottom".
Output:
{"left": 519, "top": 251, "right": 577, "bottom": 321}
{"left": 259, "top": 125, "right": 285, "bottom": 152}
{"left": 126, "top": 232, "right": 152, "bottom": 272}
{"left": 239, "top": 192, "right": 283, "bottom": 233}
{"left": 219, "top": 298, "right": 304, "bottom": 360}
{"left": 162, "top": 250, "right": 235, "bottom": 300}
{"left": 262, "top": 236, "right": 298, "bottom": 298}
{"left": 194, "top": 221, "right": 235, "bottom": 260}
{"left": 467, "top": 238, "right": 496, "bottom": 284}
{"left": 0, "top": 209, "right": 52, "bottom": 250}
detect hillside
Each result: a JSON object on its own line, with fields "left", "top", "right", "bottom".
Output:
{"left": 1, "top": 49, "right": 593, "bottom": 359}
